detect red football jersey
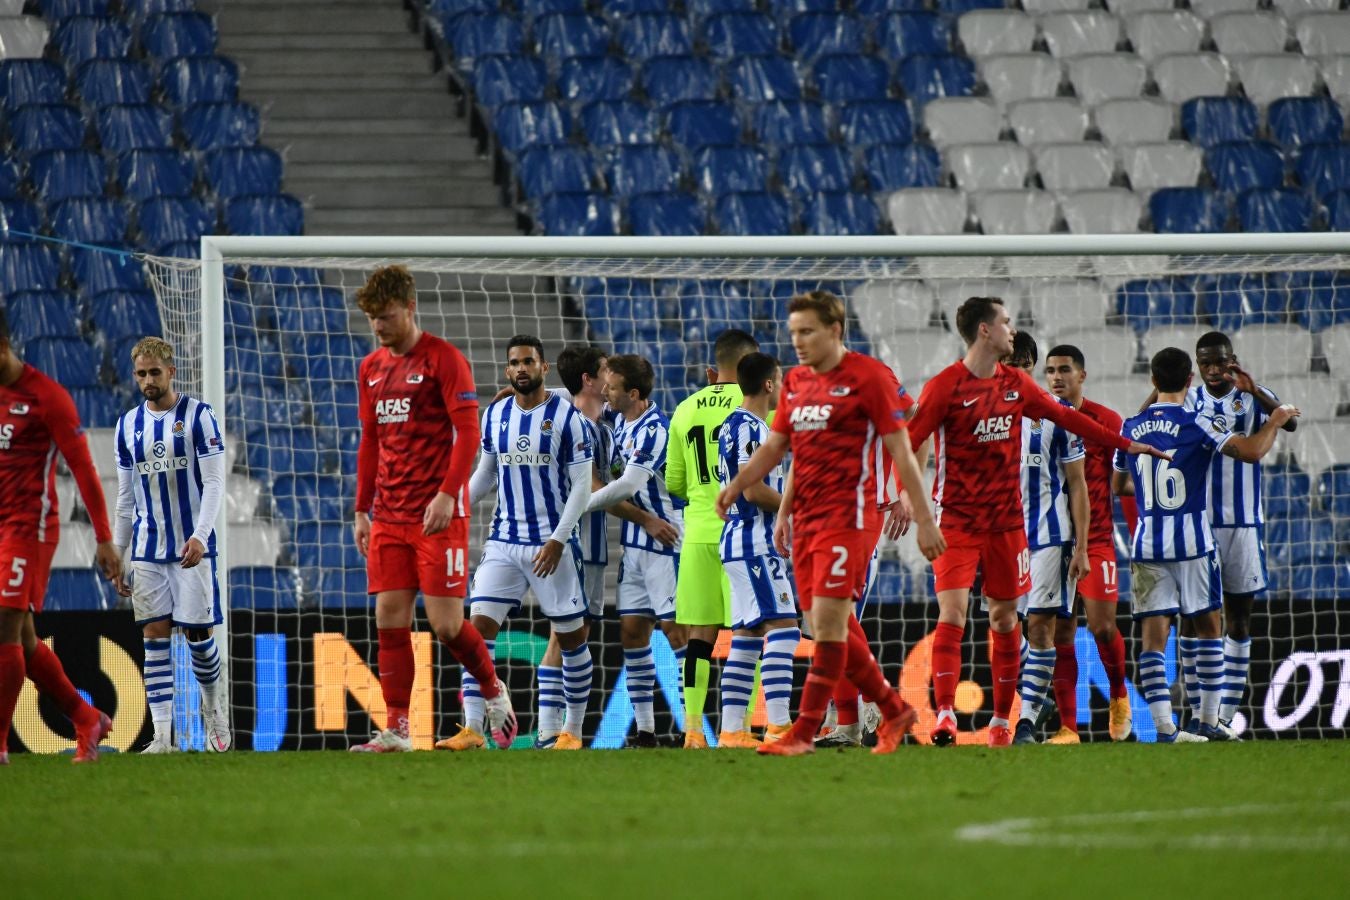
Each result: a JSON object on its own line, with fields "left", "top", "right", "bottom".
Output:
{"left": 1077, "top": 397, "right": 1124, "bottom": 549}
{"left": 772, "top": 352, "right": 906, "bottom": 534}
{"left": 0, "top": 364, "right": 111, "bottom": 543}
{"left": 874, "top": 381, "right": 916, "bottom": 506}
{"left": 908, "top": 362, "right": 1131, "bottom": 534}
{"left": 356, "top": 333, "right": 477, "bottom": 525}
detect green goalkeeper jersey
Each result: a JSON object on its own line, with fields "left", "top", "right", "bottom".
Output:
{"left": 666, "top": 381, "right": 743, "bottom": 544}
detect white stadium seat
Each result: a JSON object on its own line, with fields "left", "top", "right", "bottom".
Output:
{"left": 1140, "top": 325, "right": 1202, "bottom": 369}
{"left": 1288, "top": 421, "right": 1350, "bottom": 476}
{"left": 1066, "top": 53, "right": 1148, "bottom": 105}
{"left": 1022, "top": 0, "right": 1091, "bottom": 12}
{"left": 1125, "top": 11, "right": 1206, "bottom": 63}
{"left": 1210, "top": 11, "right": 1290, "bottom": 57}
{"left": 1008, "top": 98, "right": 1089, "bottom": 146}
{"left": 1093, "top": 99, "right": 1176, "bottom": 147}
{"left": 887, "top": 188, "right": 968, "bottom": 235}
{"left": 1152, "top": 53, "right": 1233, "bottom": 106}
{"left": 1321, "top": 323, "right": 1350, "bottom": 379}
{"left": 852, "top": 280, "right": 938, "bottom": 335}
{"left": 1053, "top": 326, "right": 1139, "bottom": 378}
{"left": 83, "top": 427, "right": 119, "bottom": 480}
{"left": 1294, "top": 13, "right": 1350, "bottom": 59}
{"left": 1034, "top": 142, "right": 1115, "bottom": 191}
{"left": 50, "top": 523, "right": 95, "bottom": 569}
{"left": 1119, "top": 141, "right": 1203, "bottom": 191}
{"left": 1059, "top": 188, "right": 1144, "bottom": 233}
{"left": 958, "top": 10, "right": 1038, "bottom": 57}
{"left": 1092, "top": 376, "right": 1151, "bottom": 419}
{"left": 874, "top": 328, "right": 965, "bottom": 388}
{"left": 1236, "top": 55, "right": 1320, "bottom": 108}
{"left": 1105, "top": 0, "right": 1175, "bottom": 12}
{"left": 1191, "top": 0, "right": 1261, "bottom": 18}
{"left": 1276, "top": 375, "right": 1340, "bottom": 422}
{"left": 54, "top": 477, "right": 77, "bottom": 522}
{"left": 1321, "top": 56, "right": 1350, "bottom": 108}
{"left": 973, "top": 189, "right": 1059, "bottom": 235}
{"left": 228, "top": 522, "right": 282, "bottom": 568}
{"left": 1039, "top": 12, "right": 1122, "bottom": 59}
{"left": 933, "top": 278, "right": 1025, "bottom": 324}
{"left": 980, "top": 54, "right": 1064, "bottom": 109}
{"left": 923, "top": 97, "right": 1002, "bottom": 146}
{"left": 227, "top": 477, "right": 265, "bottom": 524}
{"left": 0, "top": 15, "right": 49, "bottom": 59}
{"left": 1021, "top": 278, "right": 1113, "bottom": 331}
{"left": 948, "top": 143, "right": 1032, "bottom": 191}
{"left": 1232, "top": 325, "right": 1314, "bottom": 378}
{"left": 1271, "top": 0, "right": 1338, "bottom": 17}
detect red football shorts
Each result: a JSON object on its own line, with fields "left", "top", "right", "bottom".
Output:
{"left": 932, "top": 526, "right": 1030, "bottom": 602}
{"left": 1077, "top": 543, "right": 1120, "bottom": 603}
{"left": 0, "top": 533, "right": 56, "bottom": 614}
{"left": 366, "top": 518, "right": 469, "bottom": 598}
{"left": 793, "top": 526, "right": 881, "bottom": 611}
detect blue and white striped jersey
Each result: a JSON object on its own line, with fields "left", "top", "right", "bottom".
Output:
{"left": 577, "top": 416, "right": 614, "bottom": 565}
{"left": 1114, "top": 403, "right": 1233, "bottom": 562}
{"left": 1022, "top": 394, "right": 1085, "bottom": 550}
{"left": 718, "top": 408, "right": 784, "bottom": 561}
{"left": 613, "top": 403, "right": 684, "bottom": 555}
{"left": 480, "top": 392, "right": 593, "bottom": 545}
{"left": 1184, "top": 383, "right": 1276, "bottom": 527}
{"left": 114, "top": 395, "right": 224, "bottom": 563}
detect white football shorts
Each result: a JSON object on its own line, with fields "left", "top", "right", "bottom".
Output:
{"left": 1130, "top": 552, "right": 1222, "bottom": 620}
{"left": 725, "top": 554, "right": 797, "bottom": 630}
{"left": 616, "top": 546, "right": 677, "bottom": 620}
{"left": 469, "top": 540, "right": 586, "bottom": 634}
{"left": 131, "top": 558, "right": 222, "bottom": 628}
{"left": 1213, "top": 526, "right": 1267, "bottom": 594}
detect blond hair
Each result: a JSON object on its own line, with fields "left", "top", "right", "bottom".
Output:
{"left": 356, "top": 265, "right": 416, "bottom": 315}
{"left": 787, "top": 290, "right": 847, "bottom": 329}
{"left": 130, "top": 336, "right": 174, "bottom": 364}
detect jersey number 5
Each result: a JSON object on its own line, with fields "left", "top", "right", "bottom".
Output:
{"left": 7, "top": 557, "right": 26, "bottom": 587}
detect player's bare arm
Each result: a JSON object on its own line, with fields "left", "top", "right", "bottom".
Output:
{"left": 423, "top": 490, "right": 456, "bottom": 536}
{"left": 1228, "top": 362, "right": 1298, "bottom": 433}
{"left": 880, "top": 429, "right": 945, "bottom": 561}
{"left": 1221, "top": 404, "right": 1301, "bottom": 463}
{"left": 742, "top": 480, "right": 781, "bottom": 514}
{"left": 716, "top": 429, "right": 789, "bottom": 520}
{"left": 774, "top": 462, "right": 795, "bottom": 558}
{"left": 1112, "top": 469, "right": 1134, "bottom": 497}
{"left": 1064, "top": 457, "right": 1091, "bottom": 583}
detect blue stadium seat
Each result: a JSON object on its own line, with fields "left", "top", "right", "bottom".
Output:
{"left": 878, "top": 12, "right": 951, "bottom": 58}
{"left": 626, "top": 192, "right": 706, "bottom": 236}
{"left": 123, "top": 0, "right": 197, "bottom": 18}
{"left": 158, "top": 55, "right": 239, "bottom": 107}
{"left": 803, "top": 191, "right": 880, "bottom": 235}
{"left": 788, "top": 13, "right": 865, "bottom": 59}
{"left": 4, "top": 292, "right": 82, "bottom": 342}
{"left": 1265, "top": 466, "right": 1312, "bottom": 518}
{"left": 1236, "top": 188, "right": 1318, "bottom": 233}
{"left": 69, "top": 385, "right": 121, "bottom": 427}
{"left": 138, "top": 12, "right": 217, "bottom": 59}
{"left": 601, "top": 0, "right": 670, "bottom": 16}
{"left": 752, "top": 100, "right": 829, "bottom": 145}
{"left": 309, "top": 381, "right": 360, "bottom": 429}
{"left": 619, "top": 14, "right": 694, "bottom": 58}
{"left": 273, "top": 284, "right": 346, "bottom": 312}
{"left": 557, "top": 56, "right": 633, "bottom": 104}
{"left": 516, "top": 145, "right": 594, "bottom": 197}
{"left": 703, "top": 13, "right": 778, "bottom": 60}
{"left": 0, "top": 60, "right": 67, "bottom": 111}
{"left": 777, "top": 143, "right": 854, "bottom": 198}
{"left": 1276, "top": 269, "right": 1350, "bottom": 331}
{"left": 603, "top": 143, "right": 684, "bottom": 196}
{"left": 274, "top": 306, "right": 348, "bottom": 347}
{"left": 837, "top": 99, "right": 912, "bottom": 147}
{"left": 90, "top": 290, "right": 161, "bottom": 340}
{"left": 7, "top": 104, "right": 87, "bottom": 156}
{"left": 1, "top": 200, "right": 43, "bottom": 237}
{"left": 225, "top": 195, "right": 303, "bottom": 236}
{"left": 294, "top": 523, "right": 365, "bottom": 571}
{"left": 96, "top": 103, "right": 174, "bottom": 153}
{"left": 640, "top": 56, "right": 720, "bottom": 105}
{"left": 666, "top": 100, "right": 741, "bottom": 151}
{"left": 316, "top": 569, "right": 372, "bottom": 609}
{"left": 579, "top": 100, "right": 657, "bottom": 147}
{"left": 1316, "top": 463, "right": 1350, "bottom": 519}
{"left": 228, "top": 567, "right": 298, "bottom": 610}
{"left": 714, "top": 191, "right": 793, "bottom": 235}
{"left": 863, "top": 142, "right": 942, "bottom": 190}
{"left": 856, "top": 0, "right": 929, "bottom": 11}
{"left": 225, "top": 338, "right": 287, "bottom": 387}
{"left": 204, "top": 147, "right": 283, "bottom": 199}
{"left": 1206, "top": 141, "right": 1285, "bottom": 193}
{"left": 1328, "top": 190, "right": 1350, "bottom": 233}
{"left": 1149, "top": 187, "right": 1231, "bottom": 234}
{"left": 52, "top": 16, "right": 132, "bottom": 68}
{"left": 74, "top": 59, "right": 153, "bottom": 108}
{"left": 51, "top": 197, "right": 128, "bottom": 244}
{"left": 25, "top": 337, "right": 102, "bottom": 387}
{"left": 44, "top": 569, "right": 117, "bottom": 612}
{"left": 1115, "top": 277, "right": 1199, "bottom": 331}
{"left": 179, "top": 101, "right": 260, "bottom": 151}
{"left": 445, "top": 11, "right": 525, "bottom": 67}
{"left": 693, "top": 145, "right": 769, "bottom": 194}
{"left": 1196, "top": 273, "right": 1286, "bottom": 332}
{"left": 1290, "top": 563, "right": 1340, "bottom": 601}
{"left": 766, "top": 0, "right": 837, "bottom": 18}
{"left": 533, "top": 192, "right": 618, "bottom": 235}
{"left": 1268, "top": 97, "right": 1344, "bottom": 150}
{"left": 137, "top": 196, "right": 215, "bottom": 251}
{"left": 533, "top": 13, "right": 609, "bottom": 59}
{"left": 1293, "top": 142, "right": 1350, "bottom": 200}
{"left": 0, "top": 157, "right": 22, "bottom": 200}
{"left": 111, "top": 335, "right": 144, "bottom": 383}
{"left": 71, "top": 246, "right": 147, "bottom": 293}
{"left": 471, "top": 54, "right": 548, "bottom": 106}
{"left": 515, "top": 0, "right": 584, "bottom": 20}
{"left": 897, "top": 55, "right": 974, "bottom": 108}
{"left": 1181, "top": 97, "right": 1259, "bottom": 149}
{"left": 0, "top": 245, "right": 61, "bottom": 293}
{"left": 725, "top": 55, "right": 801, "bottom": 103}
{"left": 689, "top": 0, "right": 758, "bottom": 14}
{"left": 249, "top": 426, "right": 318, "bottom": 478}
{"left": 115, "top": 148, "right": 196, "bottom": 200}
{"left": 271, "top": 475, "right": 349, "bottom": 526}
{"left": 812, "top": 54, "right": 890, "bottom": 102}
{"left": 28, "top": 149, "right": 106, "bottom": 203}
{"left": 938, "top": 0, "right": 1004, "bottom": 11}
{"left": 493, "top": 101, "right": 572, "bottom": 155}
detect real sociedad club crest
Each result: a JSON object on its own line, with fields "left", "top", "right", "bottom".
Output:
{"left": 541, "top": 419, "right": 553, "bottom": 434}
{"left": 172, "top": 420, "right": 185, "bottom": 435}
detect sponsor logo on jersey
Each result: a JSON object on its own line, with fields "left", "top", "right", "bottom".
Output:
{"left": 8, "top": 403, "right": 29, "bottom": 415}
{"left": 516, "top": 435, "right": 531, "bottom": 451}
{"left": 1212, "top": 415, "right": 1228, "bottom": 431}
{"left": 406, "top": 374, "right": 424, "bottom": 384}
{"left": 499, "top": 451, "right": 553, "bottom": 467}
{"left": 788, "top": 404, "right": 833, "bottom": 431}
{"left": 973, "top": 415, "right": 1014, "bottom": 443}
{"left": 829, "top": 385, "right": 850, "bottom": 397}
{"left": 375, "top": 397, "right": 412, "bottom": 425}
{"left": 367, "top": 377, "right": 383, "bottom": 387}
{"left": 0, "top": 422, "right": 14, "bottom": 450}
{"left": 1023, "top": 453, "right": 1045, "bottom": 467}
{"left": 153, "top": 441, "right": 167, "bottom": 459}
{"left": 136, "top": 455, "right": 190, "bottom": 475}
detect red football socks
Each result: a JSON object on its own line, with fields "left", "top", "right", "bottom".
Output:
{"left": 990, "top": 625, "right": 1021, "bottom": 720}
{"left": 444, "top": 622, "right": 500, "bottom": 700}
{"left": 377, "top": 627, "right": 413, "bottom": 731}
{"left": 931, "top": 622, "right": 964, "bottom": 710}
{"left": 0, "top": 643, "right": 24, "bottom": 752}
{"left": 1053, "top": 642, "right": 1079, "bottom": 733}
{"left": 1096, "top": 629, "right": 1129, "bottom": 699}
{"left": 845, "top": 617, "right": 905, "bottom": 720}
{"left": 791, "top": 640, "right": 846, "bottom": 742}
{"left": 25, "top": 641, "right": 95, "bottom": 726}
{"left": 833, "top": 678, "right": 861, "bottom": 726}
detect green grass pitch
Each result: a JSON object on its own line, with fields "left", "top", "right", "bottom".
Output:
{"left": 5, "top": 742, "right": 1349, "bottom": 900}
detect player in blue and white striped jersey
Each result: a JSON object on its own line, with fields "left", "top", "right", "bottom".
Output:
{"left": 1113, "top": 347, "right": 1298, "bottom": 742}
{"left": 585, "top": 353, "right": 686, "bottom": 747}
{"left": 1007, "top": 334, "right": 1090, "bottom": 745}
{"left": 111, "top": 337, "right": 230, "bottom": 754}
{"left": 1178, "top": 331, "right": 1297, "bottom": 739}
{"left": 715, "top": 352, "right": 800, "bottom": 748}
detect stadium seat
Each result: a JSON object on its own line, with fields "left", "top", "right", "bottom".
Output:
{"left": 533, "top": 192, "right": 618, "bottom": 235}
{"left": 7, "top": 104, "right": 87, "bottom": 156}
{"left": 1286, "top": 270, "right": 1350, "bottom": 331}
{"left": 863, "top": 142, "right": 942, "bottom": 191}
{"left": 1328, "top": 189, "right": 1350, "bottom": 232}
{"left": 1210, "top": 10, "right": 1288, "bottom": 57}
{"left": 68, "top": 385, "right": 121, "bottom": 427}
{"left": 1120, "top": 142, "right": 1202, "bottom": 192}
{"left": 96, "top": 103, "right": 174, "bottom": 153}
{"left": 1090, "top": 376, "right": 1149, "bottom": 417}
{"left": 619, "top": 13, "right": 692, "bottom": 58}
{"left": 273, "top": 307, "right": 348, "bottom": 349}
{"left": 493, "top": 101, "right": 572, "bottom": 155}
{"left": 203, "top": 147, "right": 283, "bottom": 199}
{"left": 1192, "top": 0, "right": 1263, "bottom": 15}
{"left": 643, "top": 57, "right": 720, "bottom": 107}
{"left": 445, "top": 12, "right": 524, "bottom": 67}
{"left": 886, "top": 188, "right": 967, "bottom": 235}
{"left": 1, "top": 244, "right": 61, "bottom": 293}
{"left": 1126, "top": 11, "right": 1205, "bottom": 63}
{"left": 579, "top": 100, "right": 657, "bottom": 148}
{"left": 0, "top": 199, "right": 43, "bottom": 237}
{"left": 530, "top": 13, "right": 608, "bottom": 60}
{"left": 1294, "top": 12, "right": 1350, "bottom": 59}
{"left": 271, "top": 474, "right": 348, "bottom": 528}
{"left": 138, "top": 11, "right": 216, "bottom": 59}
{"left": 972, "top": 189, "right": 1057, "bottom": 235}
{"left": 1323, "top": 56, "right": 1350, "bottom": 111}
{"left": 89, "top": 290, "right": 161, "bottom": 341}
{"left": 812, "top": 54, "right": 890, "bottom": 102}
{"left": 776, "top": 143, "right": 854, "bottom": 198}
{"left": 802, "top": 191, "right": 880, "bottom": 235}
{"left": 516, "top": 145, "right": 593, "bottom": 197}
{"left": 957, "top": 10, "right": 1035, "bottom": 57}
{"left": 1236, "top": 188, "right": 1318, "bottom": 232}
{"left": 4, "top": 292, "right": 82, "bottom": 343}
{"left": 115, "top": 148, "right": 196, "bottom": 200}
{"left": 1040, "top": 12, "right": 1120, "bottom": 59}
{"left": 1265, "top": 466, "right": 1312, "bottom": 518}
{"left": 1007, "top": 98, "right": 1089, "bottom": 147}
{"left": 787, "top": 12, "right": 865, "bottom": 59}
{"left": 51, "top": 16, "right": 132, "bottom": 68}
{"left": 871, "top": 329, "right": 964, "bottom": 389}
{"left": 556, "top": 56, "right": 632, "bottom": 105}
{"left": 1196, "top": 272, "right": 1286, "bottom": 331}
{"left": 937, "top": 0, "right": 1005, "bottom": 13}
{"left": 1231, "top": 324, "right": 1313, "bottom": 377}
{"left": 28, "top": 149, "right": 106, "bottom": 203}
{"left": 1033, "top": 143, "right": 1114, "bottom": 191}
{"left": 852, "top": 280, "right": 937, "bottom": 336}
{"left": 294, "top": 523, "right": 365, "bottom": 572}
{"left": 70, "top": 246, "right": 146, "bottom": 294}
{"left": 228, "top": 567, "right": 299, "bottom": 610}
{"left": 754, "top": 100, "right": 831, "bottom": 145}
{"left": 74, "top": 59, "right": 153, "bottom": 108}
{"left": 158, "top": 55, "right": 239, "bottom": 107}
{"left": 1059, "top": 188, "right": 1143, "bottom": 233}
{"left": 688, "top": 0, "right": 758, "bottom": 15}
{"left": 854, "top": 0, "right": 935, "bottom": 10}
{"left": 1266, "top": 512, "right": 1336, "bottom": 567}
{"left": 137, "top": 196, "right": 215, "bottom": 251}
{"left": 1291, "top": 563, "right": 1342, "bottom": 601}
{"left": 1294, "top": 143, "right": 1350, "bottom": 200}
{"left": 179, "top": 102, "right": 261, "bottom": 151}
{"left": 50, "top": 197, "right": 127, "bottom": 244}
{"left": 979, "top": 54, "right": 1063, "bottom": 109}
{"left": 1092, "top": 99, "right": 1175, "bottom": 148}
{"left": 0, "top": 156, "right": 22, "bottom": 201}
{"left": 897, "top": 55, "right": 974, "bottom": 108}
{"left": 835, "top": 100, "right": 911, "bottom": 147}
{"left": 1268, "top": 98, "right": 1344, "bottom": 151}
{"left": 25, "top": 337, "right": 102, "bottom": 387}
{"left": 922, "top": 97, "right": 999, "bottom": 146}
{"left": 666, "top": 100, "right": 741, "bottom": 151}
{"left": 603, "top": 144, "right": 684, "bottom": 196}
{"left": 1235, "top": 56, "right": 1319, "bottom": 110}
{"left": 1018, "top": 278, "right": 1109, "bottom": 330}
{"left": 702, "top": 13, "right": 777, "bottom": 60}
{"left": 1273, "top": 375, "right": 1339, "bottom": 421}
{"left": 225, "top": 195, "right": 303, "bottom": 236}
{"left": 1182, "top": 97, "right": 1260, "bottom": 149}
{"left": 713, "top": 191, "right": 793, "bottom": 235}
{"left": 1206, "top": 141, "right": 1286, "bottom": 193}
{"left": 878, "top": 12, "right": 951, "bottom": 58}
{"left": 693, "top": 145, "right": 769, "bottom": 194}
{"left": 724, "top": 55, "right": 801, "bottom": 103}
{"left": 1066, "top": 54, "right": 1147, "bottom": 106}
{"left": 626, "top": 192, "right": 706, "bottom": 236}
{"left": 0, "top": 59, "right": 67, "bottom": 111}
{"left": 1054, "top": 326, "right": 1138, "bottom": 377}
{"left": 471, "top": 54, "right": 548, "bottom": 106}
{"left": 1116, "top": 277, "right": 1199, "bottom": 330}
{"left": 0, "top": 14, "right": 48, "bottom": 60}
{"left": 948, "top": 143, "right": 1031, "bottom": 191}
{"left": 1151, "top": 53, "right": 1231, "bottom": 106}
{"left": 1149, "top": 188, "right": 1231, "bottom": 233}
{"left": 122, "top": 0, "right": 199, "bottom": 18}
{"left": 43, "top": 569, "right": 117, "bottom": 612}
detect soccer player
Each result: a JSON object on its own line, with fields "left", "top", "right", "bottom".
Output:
{"left": 666, "top": 328, "right": 759, "bottom": 749}
{"left": 110, "top": 337, "right": 231, "bottom": 753}
{"left": 715, "top": 352, "right": 800, "bottom": 748}
{"left": 350, "top": 265, "right": 515, "bottom": 753}
{"left": 906, "top": 297, "right": 1165, "bottom": 747}
{"left": 717, "top": 290, "right": 943, "bottom": 757}
{"left": 1045, "top": 344, "right": 1133, "bottom": 742}
{"left": 586, "top": 354, "right": 686, "bottom": 747}
{"left": 0, "top": 309, "right": 120, "bottom": 765}
{"left": 1112, "top": 347, "right": 1298, "bottom": 742}
{"left": 1005, "top": 334, "right": 1090, "bottom": 746}
{"left": 435, "top": 336, "right": 594, "bottom": 751}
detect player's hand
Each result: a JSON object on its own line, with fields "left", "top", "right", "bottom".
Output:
{"left": 715, "top": 486, "right": 734, "bottom": 521}
{"left": 180, "top": 537, "right": 206, "bottom": 569}
{"left": 113, "top": 570, "right": 131, "bottom": 598}
{"left": 1069, "top": 548, "right": 1091, "bottom": 583}
{"left": 94, "top": 541, "right": 122, "bottom": 584}
{"left": 1128, "top": 441, "right": 1173, "bottom": 461}
{"left": 773, "top": 515, "right": 792, "bottom": 559}
{"left": 883, "top": 493, "right": 913, "bottom": 540}
{"left": 423, "top": 491, "right": 456, "bottom": 536}
{"left": 915, "top": 520, "right": 946, "bottom": 562}
{"left": 354, "top": 511, "right": 371, "bottom": 557}
{"left": 1269, "top": 403, "right": 1301, "bottom": 428}
{"left": 642, "top": 514, "right": 680, "bottom": 547}
{"left": 532, "top": 539, "right": 564, "bottom": 577}
{"left": 1226, "top": 362, "right": 1258, "bottom": 395}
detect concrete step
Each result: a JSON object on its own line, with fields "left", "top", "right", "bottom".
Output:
{"left": 264, "top": 90, "right": 457, "bottom": 119}
{"left": 287, "top": 160, "right": 490, "bottom": 180}
{"left": 220, "top": 32, "right": 421, "bottom": 52}
{"left": 213, "top": 8, "right": 412, "bottom": 35}
{"left": 226, "top": 50, "right": 432, "bottom": 77}
{"left": 289, "top": 177, "right": 500, "bottom": 207}
{"left": 199, "top": 0, "right": 398, "bottom": 9}
{"left": 245, "top": 73, "right": 449, "bottom": 94}
{"left": 265, "top": 117, "right": 467, "bottom": 138}
{"left": 306, "top": 206, "right": 517, "bottom": 227}
{"left": 272, "top": 134, "right": 479, "bottom": 164}
{"left": 303, "top": 220, "right": 524, "bottom": 237}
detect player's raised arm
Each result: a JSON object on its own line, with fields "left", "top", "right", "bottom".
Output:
{"left": 45, "top": 382, "right": 119, "bottom": 580}
{"left": 1218, "top": 404, "right": 1300, "bottom": 463}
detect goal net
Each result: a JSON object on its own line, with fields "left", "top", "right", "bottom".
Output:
{"left": 139, "top": 234, "right": 1350, "bottom": 749}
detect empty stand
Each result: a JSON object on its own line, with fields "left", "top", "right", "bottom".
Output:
{"left": 886, "top": 188, "right": 967, "bottom": 234}
{"left": 979, "top": 54, "right": 1063, "bottom": 109}
{"left": 1152, "top": 53, "right": 1231, "bottom": 106}
{"left": 1066, "top": 53, "right": 1147, "bottom": 106}
{"left": 948, "top": 143, "right": 1031, "bottom": 191}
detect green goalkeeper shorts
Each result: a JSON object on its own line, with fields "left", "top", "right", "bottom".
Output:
{"left": 675, "top": 542, "right": 732, "bottom": 627}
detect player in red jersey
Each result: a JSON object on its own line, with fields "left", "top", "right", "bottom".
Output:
{"left": 0, "top": 310, "right": 121, "bottom": 765}
{"left": 1045, "top": 344, "right": 1133, "bottom": 742}
{"left": 906, "top": 297, "right": 1165, "bottom": 747}
{"left": 349, "top": 266, "right": 515, "bottom": 753}
{"left": 717, "top": 291, "right": 945, "bottom": 756}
